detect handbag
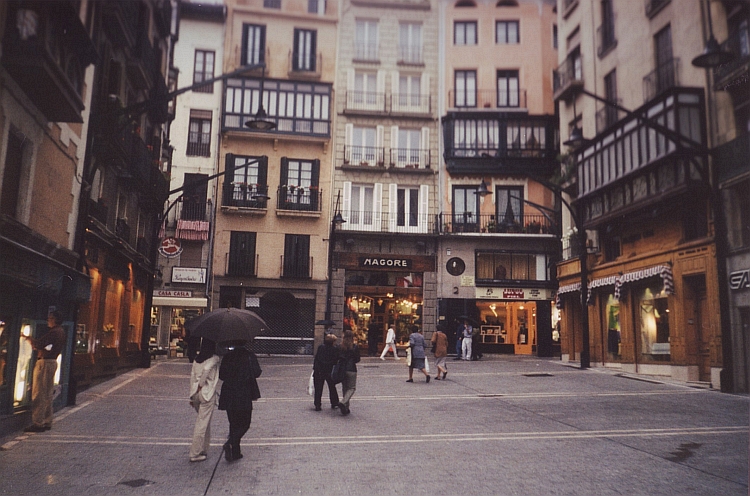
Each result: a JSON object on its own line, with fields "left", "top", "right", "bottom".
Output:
{"left": 307, "top": 371, "right": 314, "bottom": 396}
{"left": 331, "top": 358, "right": 346, "bottom": 385}
{"left": 424, "top": 357, "right": 430, "bottom": 373}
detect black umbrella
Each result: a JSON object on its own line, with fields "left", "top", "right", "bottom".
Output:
{"left": 185, "top": 307, "right": 269, "bottom": 343}
{"left": 457, "top": 315, "right": 479, "bottom": 326}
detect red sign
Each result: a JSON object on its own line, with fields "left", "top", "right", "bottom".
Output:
{"left": 158, "top": 237, "right": 182, "bottom": 258}
{"left": 502, "top": 289, "right": 525, "bottom": 299}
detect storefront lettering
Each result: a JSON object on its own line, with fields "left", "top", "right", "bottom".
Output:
{"left": 503, "top": 289, "right": 525, "bottom": 299}
{"left": 154, "top": 290, "right": 193, "bottom": 298}
{"left": 359, "top": 257, "right": 412, "bottom": 269}
{"left": 729, "top": 269, "right": 750, "bottom": 290}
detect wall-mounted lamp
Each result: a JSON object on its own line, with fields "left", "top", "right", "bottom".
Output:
{"left": 692, "top": 0, "right": 735, "bottom": 68}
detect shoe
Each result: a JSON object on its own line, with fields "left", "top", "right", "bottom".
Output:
{"left": 234, "top": 453, "right": 243, "bottom": 460}
{"left": 340, "top": 404, "right": 350, "bottom": 415}
{"left": 380, "top": 357, "right": 385, "bottom": 361}
{"left": 443, "top": 372, "right": 447, "bottom": 380}
{"left": 223, "top": 442, "right": 233, "bottom": 462}
{"left": 426, "top": 376, "right": 430, "bottom": 383}
{"left": 331, "top": 403, "right": 339, "bottom": 409}
{"left": 434, "top": 376, "right": 440, "bottom": 380}
{"left": 190, "top": 454, "right": 207, "bottom": 462}
{"left": 406, "top": 379, "right": 413, "bottom": 382}
{"left": 24, "top": 425, "right": 45, "bottom": 433}
{"left": 315, "top": 405, "right": 322, "bottom": 411}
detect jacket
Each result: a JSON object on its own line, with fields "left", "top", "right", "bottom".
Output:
{"left": 409, "top": 332, "right": 426, "bottom": 359}
{"left": 313, "top": 342, "right": 340, "bottom": 377}
{"left": 189, "top": 355, "right": 221, "bottom": 402}
{"left": 218, "top": 348, "right": 262, "bottom": 411}
{"left": 340, "top": 345, "right": 360, "bottom": 373}
{"left": 431, "top": 331, "right": 448, "bottom": 358}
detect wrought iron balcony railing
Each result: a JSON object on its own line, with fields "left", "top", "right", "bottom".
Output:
{"left": 448, "top": 89, "right": 527, "bottom": 109}
{"left": 398, "top": 44, "right": 423, "bottom": 65}
{"left": 714, "top": 27, "right": 750, "bottom": 88}
{"left": 345, "top": 91, "right": 387, "bottom": 112}
{"left": 553, "top": 54, "right": 583, "bottom": 101}
{"left": 642, "top": 57, "right": 679, "bottom": 103}
{"left": 276, "top": 186, "right": 322, "bottom": 212}
{"left": 222, "top": 182, "right": 270, "bottom": 209}
{"left": 343, "top": 145, "right": 385, "bottom": 166}
{"left": 437, "top": 213, "right": 554, "bottom": 235}
{"left": 389, "top": 148, "right": 431, "bottom": 169}
{"left": 341, "top": 211, "right": 435, "bottom": 234}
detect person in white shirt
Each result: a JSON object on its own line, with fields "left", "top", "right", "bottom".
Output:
{"left": 379, "top": 325, "right": 400, "bottom": 360}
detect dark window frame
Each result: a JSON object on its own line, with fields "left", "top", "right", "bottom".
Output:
{"left": 193, "top": 50, "right": 215, "bottom": 94}
{"left": 496, "top": 20, "right": 520, "bottom": 44}
{"left": 187, "top": 114, "right": 212, "bottom": 157}
{"left": 454, "top": 70, "right": 477, "bottom": 107}
{"left": 242, "top": 24, "right": 267, "bottom": 66}
{"left": 283, "top": 234, "right": 311, "bottom": 278}
{"left": 293, "top": 28, "right": 317, "bottom": 71}
{"left": 228, "top": 231, "right": 257, "bottom": 277}
{"left": 454, "top": 21, "right": 478, "bottom": 45}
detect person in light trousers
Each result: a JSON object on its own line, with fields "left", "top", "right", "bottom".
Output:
{"left": 461, "top": 320, "right": 473, "bottom": 361}
{"left": 380, "top": 325, "right": 400, "bottom": 360}
{"left": 189, "top": 338, "right": 221, "bottom": 462}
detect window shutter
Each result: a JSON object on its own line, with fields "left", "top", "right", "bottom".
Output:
{"left": 376, "top": 125, "right": 384, "bottom": 164}
{"left": 390, "top": 126, "right": 399, "bottom": 166}
{"left": 225, "top": 154, "right": 236, "bottom": 184}
{"left": 258, "top": 156, "right": 268, "bottom": 185}
{"left": 420, "top": 73, "right": 430, "bottom": 112}
{"left": 241, "top": 25, "right": 249, "bottom": 65}
{"left": 419, "top": 184, "right": 429, "bottom": 233}
{"left": 388, "top": 183, "right": 397, "bottom": 232}
{"left": 376, "top": 70, "right": 385, "bottom": 109}
{"left": 311, "top": 159, "right": 320, "bottom": 186}
{"left": 259, "top": 27, "right": 266, "bottom": 64}
{"left": 280, "top": 157, "right": 289, "bottom": 186}
{"left": 310, "top": 32, "right": 317, "bottom": 71}
{"left": 373, "top": 183, "right": 383, "bottom": 231}
{"left": 342, "top": 182, "right": 352, "bottom": 224}
{"left": 420, "top": 127, "right": 430, "bottom": 168}
{"left": 293, "top": 30, "right": 300, "bottom": 70}
{"left": 344, "top": 123, "right": 353, "bottom": 163}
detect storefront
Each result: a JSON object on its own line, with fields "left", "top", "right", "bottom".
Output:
{"left": 151, "top": 290, "right": 208, "bottom": 357}
{"left": 336, "top": 252, "right": 436, "bottom": 356}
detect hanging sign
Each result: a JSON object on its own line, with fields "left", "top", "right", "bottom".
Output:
{"left": 158, "top": 237, "right": 182, "bottom": 258}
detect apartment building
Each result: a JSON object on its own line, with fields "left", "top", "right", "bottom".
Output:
{"left": 555, "top": 0, "right": 741, "bottom": 389}
{"left": 211, "top": 0, "right": 338, "bottom": 354}
{"left": 437, "top": 0, "right": 560, "bottom": 356}
{"left": 329, "top": 0, "right": 441, "bottom": 353}
{"left": 151, "top": 1, "right": 226, "bottom": 356}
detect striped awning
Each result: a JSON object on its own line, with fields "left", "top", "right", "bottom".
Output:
{"left": 614, "top": 264, "right": 674, "bottom": 301}
{"left": 587, "top": 275, "right": 619, "bottom": 305}
{"left": 555, "top": 282, "right": 581, "bottom": 309}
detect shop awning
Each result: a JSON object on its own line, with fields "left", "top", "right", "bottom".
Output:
{"left": 555, "top": 282, "right": 581, "bottom": 309}
{"left": 587, "top": 275, "right": 618, "bottom": 306}
{"left": 614, "top": 264, "right": 674, "bottom": 301}
{"left": 152, "top": 296, "right": 208, "bottom": 307}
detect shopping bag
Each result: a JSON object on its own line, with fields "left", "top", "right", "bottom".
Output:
{"left": 307, "top": 371, "right": 314, "bottom": 395}
{"left": 424, "top": 357, "right": 430, "bottom": 373}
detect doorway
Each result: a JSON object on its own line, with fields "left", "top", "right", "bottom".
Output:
{"left": 685, "top": 275, "right": 711, "bottom": 382}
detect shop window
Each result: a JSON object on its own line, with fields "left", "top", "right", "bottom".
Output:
{"left": 283, "top": 234, "right": 311, "bottom": 279}
{"left": 604, "top": 294, "right": 621, "bottom": 359}
{"left": 475, "top": 252, "right": 546, "bottom": 282}
{"left": 228, "top": 231, "right": 256, "bottom": 277}
{"left": 101, "top": 278, "right": 125, "bottom": 350}
{"left": 639, "top": 286, "right": 670, "bottom": 360}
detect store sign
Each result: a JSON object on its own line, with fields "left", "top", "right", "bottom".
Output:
{"left": 172, "top": 267, "right": 206, "bottom": 284}
{"left": 729, "top": 269, "right": 749, "bottom": 290}
{"left": 359, "top": 257, "right": 412, "bottom": 269}
{"left": 158, "top": 237, "right": 182, "bottom": 258}
{"left": 154, "top": 289, "right": 193, "bottom": 298}
{"left": 477, "top": 287, "right": 551, "bottom": 300}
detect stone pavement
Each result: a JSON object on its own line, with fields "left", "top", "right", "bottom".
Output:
{"left": 0, "top": 355, "right": 747, "bottom": 496}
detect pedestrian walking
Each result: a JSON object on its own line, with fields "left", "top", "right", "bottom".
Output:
{"left": 313, "top": 333, "right": 340, "bottom": 411}
{"left": 431, "top": 328, "right": 448, "bottom": 380}
{"left": 380, "top": 325, "right": 400, "bottom": 360}
{"left": 338, "top": 329, "right": 360, "bottom": 415}
{"left": 471, "top": 325, "right": 483, "bottom": 361}
{"left": 454, "top": 322, "right": 463, "bottom": 360}
{"left": 406, "top": 326, "right": 430, "bottom": 383}
{"left": 188, "top": 338, "right": 221, "bottom": 462}
{"left": 23, "top": 311, "right": 66, "bottom": 432}
{"left": 217, "top": 341, "right": 262, "bottom": 462}
{"left": 461, "top": 320, "right": 473, "bottom": 361}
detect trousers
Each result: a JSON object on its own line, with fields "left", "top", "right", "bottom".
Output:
{"left": 189, "top": 395, "right": 216, "bottom": 458}
{"left": 31, "top": 359, "right": 58, "bottom": 427}
{"left": 380, "top": 343, "right": 399, "bottom": 359}
{"left": 313, "top": 372, "right": 339, "bottom": 407}
{"left": 226, "top": 409, "right": 253, "bottom": 458}
{"left": 462, "top": 338, "right": 472, "bottom": 360}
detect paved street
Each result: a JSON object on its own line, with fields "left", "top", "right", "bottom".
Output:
{"left": 0, "top": 355, "right": 747, "bottom": 496}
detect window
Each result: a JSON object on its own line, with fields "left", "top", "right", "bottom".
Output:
{"left": 193, "top": 50, "right": 215, "bottom": 93}
{"left": 553, "top": 24, "right": 558, "bottom": 49}
{"left": 495, "top": 186, "right": 523, "bottom": 228}
{"left": 283, "top": 234, "right": 310, "bottom": 278}
{"left": 355, "top": 20, "right": 378, "bottom": 60}
{"left": 726, "top": 180, "right": 750, "bottom": 249}
{"left": 475, "top": 252, "right": 545, "bottom": 281}
{"left": 397, "top": 187, "right": 419, "bottom": 228}
{"left": 228, "top": 231, "right": 256, "bottom": 277}
{"left": 308, "top": 0, "right": 326, "bottom": 14}
{"left": 394, "top": 128, "right": 422, "bottom": 168}
{"left": 263, "top": 0, "right": 281, "bottom": 8}
{"left": 453, "top": 186, "right": 478, "bottom": 231}
{"left": 639, "top": 286, "right": 670, "bottom": 359}
{"left": 453, "top": 119, "right": 500, "bottom": 156}
{"left": 389, "top": 184, "right": 428, "bottom": 233}
{"left": 242, "top": 24, "right": 266, "bottom": 66}
{"left": 397, "top": 73, "right": 422, "bottom": 109}
{"left": 350, "top": 126, "right": 378, "bottom": 164}
{"left": 454, "top": 21, "right": 477, "bottom": 45}
{"left": 181, "top": 173, "right": 208, "bottom": 221}
{"left": 279, "top": 158, "right": 319, "bottom": 211}
{"left": 654, "top": 25, "right": 674, "bottom": 94}
{"left": 345, "top": 183, "right": 379, "bottom": 229}
{"left": 293, "top": 29, "right": 317, "bottom": 71}
{"left": 0, "top": 128, "right": 24, "bottom": 218}
{"left": 602, "top": 231, "right": 621, "bottom": 261}
{"left": 352, "top": 71, "right": 378, "bottom": 108}
{"left": 497, "top": 70, "right": 519, "bottom": 107}
{"left": 598, "top": 0, "right": 615, "bottom": 56}
{"left": 223, "top": 154, "right": 268, "bottom": 208}
{"left": 399, "top": 22, "right": 423, "bottom": 64}
{"left": 187, "top": 110, "right": 211, "bottom": 157}
{"left": 496, "top": 21, "right": 519, "bottom": 44}
{"left": 602, "top": 69, "right": 618, "bottom": 128}
{"left": 454, "top": 70, "right": 477, "bottom": 107}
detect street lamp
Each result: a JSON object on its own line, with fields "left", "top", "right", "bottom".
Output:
{"left": 316, "top": 192, "right": 346, "bottom": 331}
{"left": 244, "top": 67, "right": 276, "bottom": 131}
{"left": 692, "top": 0, "right": 735, "bottom": 68}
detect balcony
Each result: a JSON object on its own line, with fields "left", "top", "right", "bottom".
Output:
{"left": 340, "top": 211, "right": 436, "bottom": 234}
{"left": 174, "top": 199, "right": 212, "bottom": 223}
{"left": 595, "top": 102, "right": 621, "bottom": 134}
{"left": 562, "top": 0, "right": 579, "bottom": 18}
{"left": 448, "top": 89, "right": 527, "bottom": 110}
{"left": 222, "top": 182, "right": 270, "bottom": 210}
{"left": 642, "top": 57, "right": 680, "bottom": 103}
{"left": 354, "top": 43, "right": 379, "bottom": 63}
{"left": 1, "top": 1, "right": 95, "bottom": 122}
{"left": 716, "top": 132, "right": 750, "bottom": 184}
{"left": 553, "top": 54, "right": 583, "bottom": 102}
{"left": 389, "top": 148, "right": 431, "bottom": 169}
{"left": 437, "top": 213, "right": 554, "bottom": 235}
{"left": 391, "top": 93, "right": 431, "bottom": 115}
{"left": 277, "top": 186, "right": 322, "bottom": 212}
{"left": 714, "top": 27, "right": 750, "bottom": 91}
{"left": 442, "top": 113, "right": 558, "bottom": 175}
{"left": 343, "top": 145, "right": 385, "bottom": 167}
{"left": 345, "top": 91, "right": 387, "bottom": 113}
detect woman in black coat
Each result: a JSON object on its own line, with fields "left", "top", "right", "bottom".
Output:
{"left": 338, "top": 329, "right": 360, "bottom": 416}
{"left": 313, "top": 332, "right": 340, "bottom": 411}
{"left": 218, "top": 341, "right": 262, "bottom": 461}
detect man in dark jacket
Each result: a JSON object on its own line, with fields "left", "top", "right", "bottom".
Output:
{"left": 312, "top": 333, "right": 340, "bottom": 411}
{"left": 218, "top": 341, "right": 262, "bottom": 462}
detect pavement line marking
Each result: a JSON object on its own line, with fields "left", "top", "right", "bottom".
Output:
{"left": 26, "top": 426, "right": 748, "bottom": 447}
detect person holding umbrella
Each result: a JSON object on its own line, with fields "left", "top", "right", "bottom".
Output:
{"left": 218, "top": 340, "right": 262, "bottom": 461}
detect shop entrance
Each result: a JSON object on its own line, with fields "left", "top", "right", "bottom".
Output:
{"left": 474, "top": 300, "right": 538, "bottom": 354}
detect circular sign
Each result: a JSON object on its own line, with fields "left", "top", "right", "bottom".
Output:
{"left": 158, "top": 237, "right": 182, "bottom": 258}
{"left": 446, "top": 257, "right": 465, "bottom": 276}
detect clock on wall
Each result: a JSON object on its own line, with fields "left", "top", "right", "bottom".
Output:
{"left": 446, "top": 257, "right": 465, "bottom": 276}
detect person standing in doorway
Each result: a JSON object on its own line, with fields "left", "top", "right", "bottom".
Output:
{"left": 339, "top": 330, "right": 360, "bottom": 415}
{"left": 218, "top": 340, "right": 262, "bottom": 462}
{"left": 461, "top": 320, "right": 473, "bottom": 361}
{"left": 431, "top": 327, "right": 448, "bottom": 380}
{"left": 406, "top": 326, "right": 430, "bottom": 383}
{"left": 188, "top": 338, "right": 221, "bottom": 462}
{"left": 380, "top": 325, "right": 400, "bottom": 360}
{"left": 313, "top": 332, "right": 340, "bottom": 411}
{"left": 454, "top": 322, "right": 463, "bottom": 360}
{"left": 24, "top": 311, "right": 66, "bottom": 432}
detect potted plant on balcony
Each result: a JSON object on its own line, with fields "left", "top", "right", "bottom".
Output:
{"left": 526, "top": 221, "right": 542, "bottom": 234}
